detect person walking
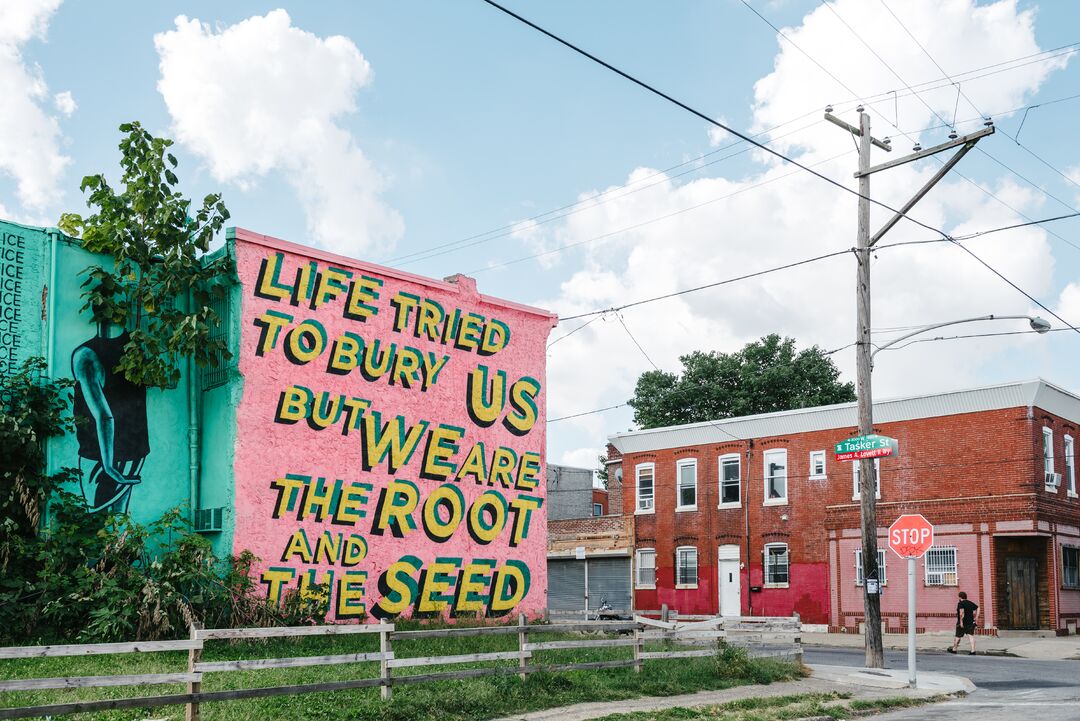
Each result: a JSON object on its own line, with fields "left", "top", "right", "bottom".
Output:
{"left": 948, "top": 591, "right": 980, "bottom": 655}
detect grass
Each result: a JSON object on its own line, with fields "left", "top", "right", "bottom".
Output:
{"left": 590, "top": 692, "right": 935, "bottom": 720}
{"left": 0, "top": 631, "right": 803, "bottom": 721}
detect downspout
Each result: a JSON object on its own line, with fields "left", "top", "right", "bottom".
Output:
{"left": 188, "top": 287, "right": 200, "bottom": 523}
{"left": 744, "top": 439, "right": 754, "bottom": 617}
{"left": 44, "top": 230, "right": 59, "bottom": 476}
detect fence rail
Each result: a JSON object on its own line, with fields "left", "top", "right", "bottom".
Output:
{"left": 0, "top": 613, "right": 801, "bottom": 720}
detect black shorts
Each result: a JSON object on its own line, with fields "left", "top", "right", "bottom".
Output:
{"left": 955, "top": 623, "right": 976, "bottom": 637}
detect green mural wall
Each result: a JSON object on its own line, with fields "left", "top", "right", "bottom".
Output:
{"left": 0, "top": 221, "right": 47, "bottom": 378}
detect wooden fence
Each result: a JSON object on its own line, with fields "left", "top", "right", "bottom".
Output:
{"left": 0, "top": 614, "right": 800, "bottom": 720}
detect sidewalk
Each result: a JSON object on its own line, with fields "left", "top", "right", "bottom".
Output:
{"left": 803, "top": 631, "right": 1080, "bottom": 660}
{"left": 494, "top": 666, "right": 971, "bottom": 721}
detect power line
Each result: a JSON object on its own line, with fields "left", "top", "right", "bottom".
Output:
{"left": 467, "top": 150, "right": 853, "bottom": 274}
{"left": 549, "top": 403, "right": 627, "bottom": 423}
{"left": 615, "top": 313, "right": 660, "bottom": 372}
{"left": 560, "top": 248, "right": 854, "bottom": 322}
{"left": 877, "top": 325, "right": 1073, "bottom": 353}
{"left": 480, "top": 0, "right": 953, "bottom": 242}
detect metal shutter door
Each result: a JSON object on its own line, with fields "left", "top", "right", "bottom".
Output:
{"left": 548, "top": 559, "right": 586, "bottom": 612}
{"left": 587, "top": 557, "right": 631, "bottom": 610}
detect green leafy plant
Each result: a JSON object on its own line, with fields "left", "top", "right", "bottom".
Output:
{"left": 58, "top": 121, "right": 232, "bottom": 388}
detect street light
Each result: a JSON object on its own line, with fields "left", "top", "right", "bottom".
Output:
{"left": 871, "top": 314, "right": 1051, "bottom": 366}
{"left": 867, "top": 312, "right": 1050, "bottom": 687}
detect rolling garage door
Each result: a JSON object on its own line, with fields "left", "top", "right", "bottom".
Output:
{"left": 586, "top": 557, "right": 631, "bottom": 611}
{"left": 548, "top": 559, "right": 586, "bottom": 612}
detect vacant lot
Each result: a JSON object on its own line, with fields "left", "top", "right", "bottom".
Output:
{"left": 0, "top": 628, "right": 802, "bottom": 721}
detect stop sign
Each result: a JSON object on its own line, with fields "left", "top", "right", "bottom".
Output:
{"left": 888, "top": 514, "right": 934, "bottom": 558}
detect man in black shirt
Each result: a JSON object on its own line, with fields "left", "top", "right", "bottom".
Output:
{"left": 948, "top": 591, "right": 980, "bottom": 655}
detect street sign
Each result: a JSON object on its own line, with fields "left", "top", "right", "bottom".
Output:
{"left": 834, "top": 434, "right": 899, "bottom": 462}
{"left": 888, "top": 514, "right": 934, "bottom": 558}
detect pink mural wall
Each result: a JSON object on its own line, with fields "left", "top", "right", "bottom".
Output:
{"left": 231, "top": 229, "right": 557, "bottom": 621}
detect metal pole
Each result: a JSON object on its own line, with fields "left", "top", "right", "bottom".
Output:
{"left": 856, "top": 109, "right": 884, "bottom": 669}
{"left": 908, "top": 556, "right": 917, "bottom": 688}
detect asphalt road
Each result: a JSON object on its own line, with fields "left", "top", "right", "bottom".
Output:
{"left": 805, "top": 647, "right": 1080, "bottom": 720}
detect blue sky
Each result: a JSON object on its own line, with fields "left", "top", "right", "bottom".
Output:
{"left": 2, "top": 0, "right": 1079, "bottom": 471}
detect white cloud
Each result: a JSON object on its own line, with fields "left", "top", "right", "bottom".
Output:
{"left": 154, "top": 10, "right": 403, "bottom": 256}
{"left": 0, "top": 0, "right": 71, "bottom": 214}
{"left": 53, "top": 90, "right": 75, "bottom": 116}
{"left": 537, "top": 0, "right": 1067, "bottom": 439}
{"left": 706, "top": 117, "right": 729, "bottom": 147}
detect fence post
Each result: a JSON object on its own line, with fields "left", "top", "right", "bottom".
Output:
{"left": 380, "top": 625, "right": 393, "bottom": 701}
{"left": 660, "top": 604, "right": 668, "bottom": 623}
{"left": 185, "top": 622, "right": 203, "bottom": 721}
{"left": 793, "top": 612, "right": 803, "bottom": 665}
{"left": 518, "top": 613, "right": 528, "bottom": 681}
{"left": 633, "top": 624, "right": 643, "bottom": 674}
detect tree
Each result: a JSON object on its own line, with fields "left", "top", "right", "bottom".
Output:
{"left": 627, "top": 334, "right": 855, "bottom": 429}
{"left": 58, "top": 121, "right": 232, "bottom": 388}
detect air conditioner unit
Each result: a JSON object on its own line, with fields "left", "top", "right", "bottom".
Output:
{"left": 639, "top": 498, "right": 654, "bottom": 510}
{"left": 194, "top": 507, "right": 225, "bottom": 533}
{"left": 1046, "top": 472, "right": 1062, "bottom": 487}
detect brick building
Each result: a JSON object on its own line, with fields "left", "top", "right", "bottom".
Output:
{"left": 607, "top": 380, "right": 1080, "bottom": 634}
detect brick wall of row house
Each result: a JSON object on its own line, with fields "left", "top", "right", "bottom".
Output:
{"left": 614, "top": 402, "right": 1080, "bottom": 631}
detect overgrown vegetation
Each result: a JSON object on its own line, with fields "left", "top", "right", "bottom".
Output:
{"left": 0, "top": 357, "right": 324, "bottom": 644}
{"left": 0, "top": 630, "right": 804, "bottom": 721}
{"left": 58, "top": 121, "right": 232, "bottom": 388}
{"left": 592, "top": 692, "right": 933, "bottom": 720}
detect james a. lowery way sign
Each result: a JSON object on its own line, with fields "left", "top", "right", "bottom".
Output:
{"left": 888, "top": 514, "right": 934, "bottom": 558}
{"left": 834, "top": 433, "right": 899, "bottom": 462}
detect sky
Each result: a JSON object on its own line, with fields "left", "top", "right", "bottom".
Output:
{"left": 2, "top": 0, "right": 1079, "bottom": 475}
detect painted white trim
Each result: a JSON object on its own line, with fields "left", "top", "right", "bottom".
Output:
{"left": 852, "top": 458, "right": 882, "bottom": 500}
{"left": 763, "top": 449, "right": 788, "bottom": 506}
{"left": 809, "top": 449, "right": 827, "bottom": 480}
{"left": 763, "top": 542, "right": 790, "bottom": 588}
{"left": 635, "top": 548, "right": 657, "bottom": 588}
{"left": 635, "top": 462, "right": 655, "bottom": 514}
{"left": 676, "top": 458, "right": 698, "bottom": 512}
{"left": 718, "top": 453, "right": 741, "bottom": 509}
{"left": 675, "top": 545, "right": 699, "bottom": 587}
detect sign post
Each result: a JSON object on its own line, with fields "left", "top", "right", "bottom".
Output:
{"left": 888, "top": 514, "right": 934, "bottom": 689}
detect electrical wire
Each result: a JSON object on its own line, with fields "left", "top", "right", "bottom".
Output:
{"left": 549, "top": 403, "right": 628, "bottom": 423}
{"left": 480, "top": 0, "right": 954, "bottom": 242}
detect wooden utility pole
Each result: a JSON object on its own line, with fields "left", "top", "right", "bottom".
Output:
{"left": 825, "top": 107, "right": 993, "bottom": 668}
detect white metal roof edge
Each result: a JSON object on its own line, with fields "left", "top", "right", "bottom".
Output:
{"left": 608, "top": 378, "right": 1079, "bottom": 454}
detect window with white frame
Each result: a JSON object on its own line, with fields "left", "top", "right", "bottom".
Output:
{"left": 855, "top": 549, "right": 887, "bottom": 586}
{"left": 719, "top": 454, "right": 741, "bottom": 506}
{"left": 852, "top": 459, "right": 881, "bottom": 499}
{"left": 764, "top": 543, "right": 789, "bottom": 586}
{"left": 636, "top": 548, "right": 656, "bottom": 588}
{"left": 764, "top": 449, "right": 788, "bottom": 504}
{"left": 1066, "top": 435, "right": 1077, "bottom": 496}
{"left": 676, "top": 458, "right": 698, "bottom": 511}
{"left": 1044, "top": 427, "right": 1058, "bottom": 489}
{"left": 675, "top": 546, "right": 698, "bottom": 587}
{"left": 636, "top": 463, "right": 655, "bottom": 513}
{"left": 593, "top": 503, "right": 603, "bottom": 517}
{"left": 1064, "top": 546, "right": 1079, "bottom": 589}
{"left": 924, "top": 546, "right": 958, "bottom": 586}
{"left": 809, "top": 450, "right": 826, "bottom": 479}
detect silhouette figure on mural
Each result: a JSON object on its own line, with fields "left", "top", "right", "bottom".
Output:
{"left": 72, "top": 318, "right": 149, "bottom": 513}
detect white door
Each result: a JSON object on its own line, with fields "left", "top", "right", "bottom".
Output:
{"left": 718, "top": 545, "right": 741, "bottom": 617}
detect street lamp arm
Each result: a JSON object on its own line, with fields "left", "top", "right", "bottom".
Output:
{"left": 871, "top": 315, "right": 1048, "bottom": 362}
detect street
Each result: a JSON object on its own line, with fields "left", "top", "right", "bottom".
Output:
{"left": 806, "top": 647, "right": 1080, "bottom": 720}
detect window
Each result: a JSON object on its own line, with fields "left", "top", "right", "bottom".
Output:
{"left": 676, "top": 546, "right": 698, "bottom": 587}
{"left": 200, "top": 291, "right": 231, "bottom": 391}
{"left": 676, "top": 459, "right": 697, "bottom": 511}
{"left": 636, "top": 463, "right": 655, "bottom": 513}
{"left": 852, "top": 459, "right": 881, "bottom": 499}
{"left": 809, "top": 450, "right": 826, "bottom": 479}
{"left": 719, "top": 454, "right": 741, "bottom": 507}
{"left": 763, "top": 449, "right": 788, "bottom": 505}
{"left": 855, "top": 549, "right": 887, "bottom": 586}
{"left": 764, "top": 544, "right": 789, "bottom": 587}
{"left": 1066, "top": 435, "right": 1077, "bottom": 497}
{"left": 1044, "top": 427, "right": 1058, "bottom": 489}
{"left": 636, "top": 548, "right": 656, "bottom": 588}
{"left": 924, "top": 546, "right": 958, "bottom": 586}
{"left": 1064, "top": 546, "right": 1079, "bottom": 589}
{"left": 592, "top": 503, "right": 603, "bottom": 517}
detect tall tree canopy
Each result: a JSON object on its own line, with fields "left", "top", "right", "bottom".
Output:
{"left": 628, "top": 334, "right": 855, "bottom": 429}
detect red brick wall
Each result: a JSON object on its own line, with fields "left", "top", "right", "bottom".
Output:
{"left": 592, "top": 488, "right": 608, "bottom": 515}
{"left": 615, "top": 404, "right": 1080, "bottom": 628}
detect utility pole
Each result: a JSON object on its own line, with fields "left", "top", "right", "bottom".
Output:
{"left": 825, "top": 107, "right": 993, "bottom": 668}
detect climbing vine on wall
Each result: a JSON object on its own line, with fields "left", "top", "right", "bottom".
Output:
{"left": 58, "top": 121, "right": 233, "bottom": 388}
